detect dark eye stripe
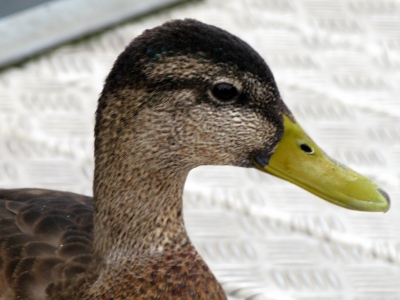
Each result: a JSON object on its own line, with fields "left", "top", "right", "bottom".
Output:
{"left": 211, "top": 83, "right": 238, "bottom": 102}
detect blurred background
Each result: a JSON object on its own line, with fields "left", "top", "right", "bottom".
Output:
{"left": 0, "top": 0, "right": 400, "bottom": 299}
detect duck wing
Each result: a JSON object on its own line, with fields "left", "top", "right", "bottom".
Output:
{"left": 0, "top": 189, "right": 94, "bottom": 300}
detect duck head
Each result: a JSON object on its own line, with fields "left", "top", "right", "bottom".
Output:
{"left": 96, "top": 19, "right": 389, "bottom": 213}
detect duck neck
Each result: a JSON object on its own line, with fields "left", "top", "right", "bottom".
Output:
{"left": 92, "top": 155, "right": 190, "bottom": 264}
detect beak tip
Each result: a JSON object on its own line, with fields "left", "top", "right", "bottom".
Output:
{"left": 377, "top": 188, "right": 391, "bottom": 213}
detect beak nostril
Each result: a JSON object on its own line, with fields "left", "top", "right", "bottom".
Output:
{"left": 300, "top": 143, "right": 313, "bottom": 154}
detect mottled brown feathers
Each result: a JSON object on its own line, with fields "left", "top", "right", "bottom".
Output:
{"left": 0, "top": 189, "right": 93, "bottom": 299}
{"left": 0, "top": 186, "right": 224, "bottom": 299}
{"left": 0, "top": 19, "right": 291, "bottom": 299}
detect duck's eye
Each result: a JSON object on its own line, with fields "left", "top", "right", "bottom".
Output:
{"left": 211, "top": 83, "right": 239, "bottom": 102}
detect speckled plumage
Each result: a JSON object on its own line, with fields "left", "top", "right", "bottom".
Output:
{"left": 0, "top": 19, "right": 291, "bottom": 299}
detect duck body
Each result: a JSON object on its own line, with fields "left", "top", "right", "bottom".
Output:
{"left": 0, "top": 19, "right": 389, "bottom": 299}
{"left": 0, "top": 189, "right": 225, "bottom": 300}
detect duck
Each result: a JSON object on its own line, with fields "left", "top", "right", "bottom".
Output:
{"left": 0, "top": 19, "right": 390, "bottom": 300}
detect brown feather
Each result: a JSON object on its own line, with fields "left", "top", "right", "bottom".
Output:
{"left": 33, "top": 257, "right": 65, "bottom": 285}
{"left": 22, "top": 242, "right": 57, "bottom": 258}
{"left": 0, "top": 189, "right": 94, "bottom": 300}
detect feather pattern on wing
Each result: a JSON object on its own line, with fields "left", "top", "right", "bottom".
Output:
{"left": 0, "top": 189, "right": 93, "bottom": 300}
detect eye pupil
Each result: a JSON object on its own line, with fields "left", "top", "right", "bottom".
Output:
{"left": 212, "top": 83, "right": 238, "bottom": 101}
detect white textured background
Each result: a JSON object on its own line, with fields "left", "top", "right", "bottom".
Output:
{"left": 1, "top": 0, "right": 400, "bottom": 299}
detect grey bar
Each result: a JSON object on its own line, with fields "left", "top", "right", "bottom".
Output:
{"left": 0, "top": 0, "right": 56, "bottom": 18}
{"left": 0, "top": 0, "right": 182, "bottom": 68}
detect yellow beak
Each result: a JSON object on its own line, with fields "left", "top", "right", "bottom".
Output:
{"left": 253, "top": 115, "right": 390, "bottom": 212}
